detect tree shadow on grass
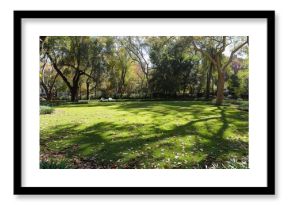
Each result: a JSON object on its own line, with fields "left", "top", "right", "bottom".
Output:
{"left": 40, "top": 105, "right": 248, "bottom": 169}
{"left": 187, "top": 106, "right": 248, "bottom": 168}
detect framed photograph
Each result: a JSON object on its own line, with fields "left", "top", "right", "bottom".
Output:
{"left": 14, "top": 10, "right": 275, "bottom": 195}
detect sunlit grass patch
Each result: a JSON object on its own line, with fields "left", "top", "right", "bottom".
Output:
{"left": 40, "top": 101, "right": 248, "bottom": 169}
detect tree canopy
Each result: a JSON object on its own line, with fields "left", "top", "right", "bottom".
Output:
{"left": 40, "top": 36, "right": 249, "bottom": 104}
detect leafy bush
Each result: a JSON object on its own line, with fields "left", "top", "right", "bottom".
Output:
{"left": 40, "top": 100, "right": 89, "bottom": 107}
{"left": 40, "top": 106, "right": 54, "bottom": 114}
{"left": 40, "top": 100, "right": 66, "bottom": 106}
{"left": 40, "top": 160, "right": 70, "bottom": 169}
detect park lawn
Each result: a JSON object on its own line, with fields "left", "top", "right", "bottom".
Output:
{"left": 40, "top": 101, "right": 248, "bottom": 169}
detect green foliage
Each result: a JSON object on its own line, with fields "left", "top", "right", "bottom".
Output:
{"left": 228, "top": 74, "right": 241, "bottom": 98}
{"left": 40, "top": 101, "right": 248, "bottom": 169}
{"left": 227, "top": 56, "right": 249, "bottom": 99}
{"left": 238, "top": 69, "right": 249, "bottom": 98}
{"left": 40, "top": 106, "right": 54, "bottom": 114}
{"left": 41, "top": 36, "right": 248, "bottom": 102}
{"left": 149, "top": 37, "right": 200, "bottom": 96}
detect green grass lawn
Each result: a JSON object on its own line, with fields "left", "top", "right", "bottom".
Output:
{"left": 40, "top": 101, "right": 248, "bottom": 169}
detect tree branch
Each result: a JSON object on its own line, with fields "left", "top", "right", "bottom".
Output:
{"left": 48, "top": 73, "right": 59, "bottom": 91}
{"left": 46, "top": 52, "right": 73, "bottom": 90}
{"left": 192, "top": 40, "right": 217, "bottom": 66}
{"left": 221, "top": 38, "right": 249, "bottom": 71}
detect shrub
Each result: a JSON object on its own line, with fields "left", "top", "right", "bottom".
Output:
{"left": 40, "top": 100, "right": 65, "bottom": 106}
{"left": 40, "top": 106, "right": 54, "bottom": 114}
{"left": 40, "top": 160, "right": 70, "bottom": 169}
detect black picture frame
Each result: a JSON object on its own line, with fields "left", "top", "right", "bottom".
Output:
{"left": 14, "top": 10, "right": 275, "bottom": 195}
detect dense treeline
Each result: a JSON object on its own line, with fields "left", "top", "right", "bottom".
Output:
{"left": 40, "top": 36, "right": 248, "bottom": 105}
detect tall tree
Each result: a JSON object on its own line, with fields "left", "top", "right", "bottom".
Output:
{"left": 192, "top": 36, "right": 248, "bottom": 105}
{"left": 39, "top": 55, "right": 60, "bottom": 101}
{"left": 115, "top": 47, "right": 132, "bottom": 97}
{"left": 43, "top": 36, "right": 92, "bottom": 102}
{"left": 85, "top": 38, "right": 106, "bottom": 100}
{"left": 204, "top": 48, "right": 215, "bottom": 99}
{"left": 40, "top": 36, "right": 249, "bottom": 102}
{"left": 150, "top": 37, "right": 199, "bottom": 97}
{"left": 122, "top": 36, "right": 151, "bottom": 96}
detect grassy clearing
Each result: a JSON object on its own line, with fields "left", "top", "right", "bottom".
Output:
{"left": 40, "top": 101, "right": 248, "bottom": 169}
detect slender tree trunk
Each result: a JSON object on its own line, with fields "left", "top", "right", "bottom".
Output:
{"left": 216, "top": 69, "right": 225, "bottom": 106}
{"left": 40, "top": 83, "right": 49, "bottom": 99}
{"left": 182, "top": 86, "right": 187, "bottom": 96}
{"left": 40, "top": 82, "right": 53, "bottom": 101}
{"left": 79, "top": 89, "right": 81, "bottom": 100}
{"left": 118, "top": 66, "right": 127, "bottom": 98}
{"left": 206, "top": 63, "right": 213, "bottom": 99}
{"left": 211, "top": 75, "right": 215, "bottom": 95}
{"left": 145, "top": 74, "right": 151, "bottom": 98}
{"left": 94, "top": 84, "right": 97, "bottom": 99}
{"left": 118, "top": 83, "right": 123, "bottom": 98}
{"left": 86, "top": 82, "right": 90, "bottom": 100}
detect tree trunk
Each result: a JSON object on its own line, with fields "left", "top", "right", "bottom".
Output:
{"left": 40, "top": 82, "right": 52, "bottom": 101}
{"left": 145, "top": 74, "right": 151, "bottom": 98}
{"left": 206, "top": 63, "right": 213, "bottom": 99}
{"left": 79, "top": 89, "right": 81, "bottom": 100}
{"left": 118, "top": 85, "right": 123, "bottom": 98}
{"left": 70, "top": 72, "right": 82, "bottom": 102}
{"left": 182, "top": 86, "right": 187, "bottom": 96}
{"left": 71, "top": 80, "right": 79, "bottom": 102}
{"left": 47, "top": 92, "right": 53, "bottom": 101}
{"left": 86, "top": 82, "right": 90, "bottom": 100}
{"left": 94, "top": 84, "right": 97, "bottom": 99}
{"left": 71, "top": 90, "right": 78, "bottom": 102}
{"left": 70, "top": 87, "right": 78, "bottom": 102}
{"left": 216, "top": 70, "right": 225, "bottom": 106}
{"left": 211, "top": 75, "right": 215, "bottom": 95}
